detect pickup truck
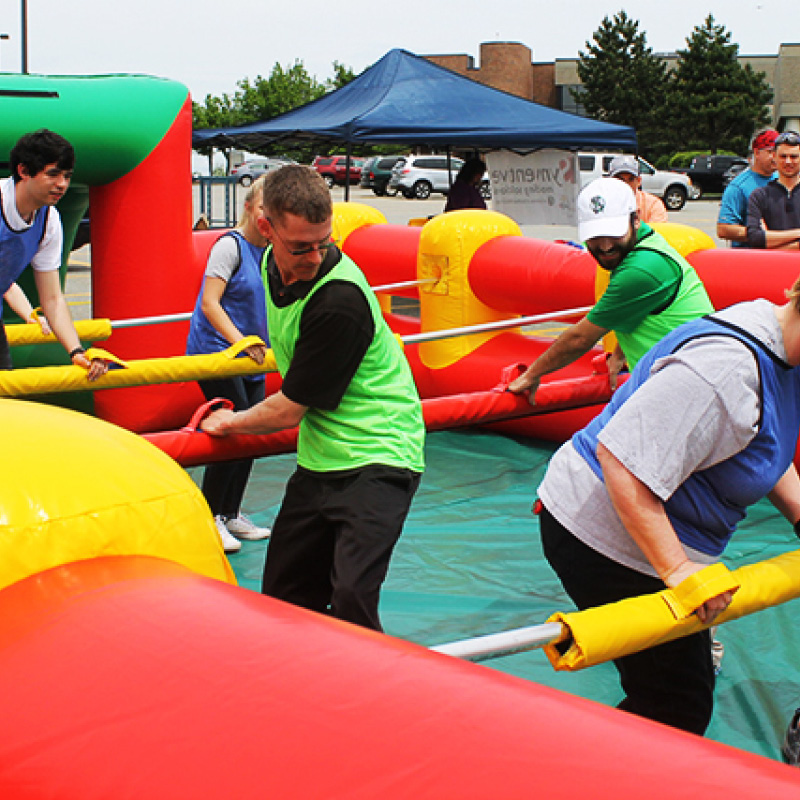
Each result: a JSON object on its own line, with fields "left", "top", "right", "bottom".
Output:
{"left": 674, "top": 154, "right": 749, "bottom": 198}
{"left": 578, "top": 153, "right": 694, "bottom": 211}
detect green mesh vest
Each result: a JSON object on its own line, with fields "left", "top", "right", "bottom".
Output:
{"left": 616, "top": 232, "right": 713, "bottom": 368}
{"left": 263, "top": 250, "right": 425, "bottom": 474}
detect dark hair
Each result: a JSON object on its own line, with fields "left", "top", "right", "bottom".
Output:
{"left": 261, "top": 164, "right": 331, "bottom": 224}
{"left": 10, "top": 129, "right": 75, "bottom": 183}
{"left": 456, "top": 157, "right": 487, "bottom": 184}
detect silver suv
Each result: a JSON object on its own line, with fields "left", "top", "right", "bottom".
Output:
{"left": 230, "top": 156, "right": 296, "bottom": 186}
{"left": 389, "top": 155, "right": 464, "bottom": 199}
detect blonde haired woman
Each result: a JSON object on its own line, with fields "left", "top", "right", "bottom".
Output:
{"left": 187, "top": 175, "right": 272, "bottom": 552}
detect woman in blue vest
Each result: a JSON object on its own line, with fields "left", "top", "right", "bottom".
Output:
{"left": 187, "top": 176, "right": 272, "bottom": 553}
{"left": 536, "top": 279, "right": 800, "bottom": 736}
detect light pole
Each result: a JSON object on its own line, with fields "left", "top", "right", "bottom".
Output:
{"left": 20, "top": 0, "right": 27, "bottom": 73}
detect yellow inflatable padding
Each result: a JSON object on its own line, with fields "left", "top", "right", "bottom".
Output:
{"left": 5, "top": 317, "right": 113, "bottom": 347}
{"left": 0, "top": 398, "right": 235, "bottom": 591}
{"left": 0, "top": 337, "right": 276, "bottom": 397}
{"left": 332, "top": 201, "right": 387, "bottom": 247}
{"left": 418, "top": 210, "right": 521, "bottom": 370}
{"left": 541, "top": 552, "right": 800, "bottom": 671}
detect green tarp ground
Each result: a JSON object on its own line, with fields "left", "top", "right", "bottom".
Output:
{"left": 191, "top": 429, "right": 800, "bottom": 763}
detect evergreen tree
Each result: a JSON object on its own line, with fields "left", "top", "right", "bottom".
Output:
{"left": 668, "top": 15, "right": 772, "bottom": 154}
{"left": 575, "top": 11, "right": 669, "bottom": 159}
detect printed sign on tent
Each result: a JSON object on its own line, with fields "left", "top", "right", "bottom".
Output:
{"left": 486, "top": 150, "right": 578, "bottom": 226}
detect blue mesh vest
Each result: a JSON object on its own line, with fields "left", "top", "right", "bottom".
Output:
{"left": 0, "top": 186, "right": 49, "bottom": 296}
{"left": 186, "top": 231, "right": 269, "bottom": 374}
{"left": 573, "top": 315, "right": 800, "bottom": 556}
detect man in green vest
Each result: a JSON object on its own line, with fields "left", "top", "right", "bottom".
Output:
{"left": 201, "top": 165, "right": 425, "bottom": 631}
{"left": 509, "top": 176, "right": 713, "bottom": 401}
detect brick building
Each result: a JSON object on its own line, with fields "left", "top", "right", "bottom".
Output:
{"left": 425, "top": 41, "right": 800, "bottom": 131}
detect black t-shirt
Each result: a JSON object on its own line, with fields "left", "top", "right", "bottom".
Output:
{"left": 265, "top": 247, "right": 374, "bottom": 411}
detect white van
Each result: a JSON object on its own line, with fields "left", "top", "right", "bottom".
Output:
{"left": 578, "top": 153, "right": 694, "bottom": 211}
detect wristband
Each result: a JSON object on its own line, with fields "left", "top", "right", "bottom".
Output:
{"left": 69, "top": 347, "right": 86, "bottom": 359}
{"left": 793, "top": 519, "right": 800, "bottom": 540}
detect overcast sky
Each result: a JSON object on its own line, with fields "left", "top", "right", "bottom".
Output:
{"left": 0, "top": 0, "right": 794, "bottom": 101}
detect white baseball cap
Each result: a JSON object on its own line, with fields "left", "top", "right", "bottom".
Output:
{"left": 577, "top": 177, "right": 637, "bottom": 241}
{"left": 607, "top": 154, "right": 640, "bottom": 177}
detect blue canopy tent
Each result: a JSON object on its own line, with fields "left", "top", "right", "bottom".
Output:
{"left": 193, "top": 48, "right": 637, "bottom": 197}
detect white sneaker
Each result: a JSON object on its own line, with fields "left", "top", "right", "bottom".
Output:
{"left": 225, "top": 513, "right": 271, "bottom": 541}
{"left": 214, "top": 515, "right": 241, "bottom": 553}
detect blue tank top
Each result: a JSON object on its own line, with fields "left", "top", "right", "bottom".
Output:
{"left": 0, "top": 184, "right": 49, "bottom": 296}
{"left": 186, "top": 231, "right": 269, "bottom": 380}
{"left": 573, "top": 314, "right": 800, "bottom": 556}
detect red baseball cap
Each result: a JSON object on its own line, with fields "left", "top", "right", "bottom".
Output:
{"left": 752, "top": 130, "right": 778, "bottom": 151}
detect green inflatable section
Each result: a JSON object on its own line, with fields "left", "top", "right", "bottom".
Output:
{"left": 0, "top": 72, "right": 189, "bottom": 185}
{"left": 201, "top": 429, "right": 800, "bottom": 764}
{"left": 0, "top": 72, "right": 189, "bottom": 406}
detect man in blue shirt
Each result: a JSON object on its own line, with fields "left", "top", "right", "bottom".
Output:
{"left": 716, "top": 128, "right": 777, "bottom": 247}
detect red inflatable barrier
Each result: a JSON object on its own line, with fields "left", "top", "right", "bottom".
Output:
{"left": 143, "top": 368, "right": 614, "bottom": 467}
{"left": 0, "top": 555, "right": 795, "bottom": 799}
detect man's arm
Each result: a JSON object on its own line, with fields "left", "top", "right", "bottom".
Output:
{"left": 768, "top": 463, "right": 800, "bottom": 526}
{"left": 201, "top": 390, "right": 307, "bottom": 436}
{"left": 507, "top": 316, "right": 607, "bottom": 403}
{"left": 597, "top": 442, "right": 735, "bottom": 624}
{"left": 33, "top": 269, "right": 107, "bottom": 380}
{"left": 716, "top": 222, "right": 748, "bottom": 245}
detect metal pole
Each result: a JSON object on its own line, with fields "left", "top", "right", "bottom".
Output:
{"left": 402, "top": 306, "right": 591, "bottom": 345}
{"left": 0, "top": 34, "right": 8, "bottom": 71}
{"left": 104, "top": 304, "right": 589, "bottom": 338}
{"left": 431, "top": 622, "right": 564, "bottom": 662}
{"left": 20, "top": 0, "right": 27, "bottom": 74}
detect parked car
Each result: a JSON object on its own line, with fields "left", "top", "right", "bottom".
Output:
{"left": 578, "top": 152, "right": 694, "bottom": 211}
{"left": 230, "top": 156, "right": 296, "bottom": 186}
{"left": 312, "top": 155, "right": 364, "bottom": 187}
{"left": 389, "top": 155, "right": 464, "bottom": 199}
{"left": 722, "top": 161, "right": 750, "bottom": 189}
{"left": 360, "top": 155, "right": 404, "bottom": 195}
{"left": 673, "top": 154, "right": 749, "bottom": 198}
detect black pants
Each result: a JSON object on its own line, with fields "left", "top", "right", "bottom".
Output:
{"left": 198, "top": 376, "right": 265, "bottom": 518}
{"left": 540, "top": 505, "right": 715, "bottom": 735}
{"left": 262, "top": 464, "right": 421, "bottom": 631}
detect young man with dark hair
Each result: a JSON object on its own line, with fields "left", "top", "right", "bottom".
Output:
{"left": 1, "top": 129, "right": 106, "bottom": 378}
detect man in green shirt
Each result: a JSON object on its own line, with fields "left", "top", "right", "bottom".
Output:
{"left": 509, "top": 177, "right": 713, "bottom": 401}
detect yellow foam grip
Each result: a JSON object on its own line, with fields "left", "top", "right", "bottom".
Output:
{"left": 542, "top": 554, "right": 800, "bottom": 671}
{"left": 0, "top": 336, "right": 276, "bottom": 397}
{"left": 5, "top": 317, "right": 113, "bottom": 347}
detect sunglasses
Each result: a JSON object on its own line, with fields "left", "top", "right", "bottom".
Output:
{"left": 266, "top": 217, "right": 334, "bottom": 256}
{"left": 776, "top": 131, "right": 800, "bottom": 146}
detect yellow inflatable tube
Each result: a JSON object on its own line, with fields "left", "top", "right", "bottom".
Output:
{"left": 5, "top": 317, "right": 113, "bottom": 347}
{"left": 0, "top": 337, "right": 276, "bottom": 397}
{"left": 543, "top": 551, "right": 800, "bottom": 671}
{"left": 0, "top": 399, "right": 235, "bottom": 591}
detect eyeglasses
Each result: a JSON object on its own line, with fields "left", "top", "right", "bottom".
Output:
{"left": 776, "top": 131, "right": 800, "bottom": 146}
{"left": 266, "top": 217, "right": 333, "bottom": 256}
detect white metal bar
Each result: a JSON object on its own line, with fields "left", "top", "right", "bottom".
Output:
{"left": 111, "top": 312, "right": 193, "bottom": 329}
{"left": 402, "top": 306, "right": 591, "bottom": 345}
{"left": 372, "top": 278, "right": 437, "bottom": 292}
{"left": 431, "top": 622, "right": 565, "bottom": 662}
